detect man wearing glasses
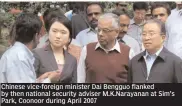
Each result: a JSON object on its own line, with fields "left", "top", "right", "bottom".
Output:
{"left": 128, "top": 19, "right": 182, "bottom": 83}
{"left": 77, "top": 13, "right": 135, "bottom": 83}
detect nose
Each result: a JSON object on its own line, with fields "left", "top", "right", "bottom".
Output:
{"left": 98, "top": 30, "right": 103, "bottom": 37}
{"left": 157, "top": 15, "right": 162, "bottom": 20}
{"left": 123, "top": 26, "right": 128, "bottom": 32}
{"left": 55, "top": 32, "right": 61, "bottom": 39}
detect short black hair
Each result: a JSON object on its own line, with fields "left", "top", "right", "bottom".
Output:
{"left": 133, "top": 2, "right": 148, "bottom": 11}
{"left": 43, "top": 8, "right": 65, "bottom": 32}
{"left": 14, "top": 12, "right": 42, "bottom": 44}
{"left": 151, "top": 2, "right": 171, "bottom": 16}
{"left": 112, "top": 9, "right": 130, "bottom": 18}
{"left": 47, "top": 16, "right": 72, "bottom": 45}
{"left": 86, "top": 2, "right": 104, "bottom": 14}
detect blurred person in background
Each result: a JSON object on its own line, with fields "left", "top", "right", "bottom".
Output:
{"left": 127, "top": 2, "right": 148, "bottom": 52}
{"left": 151, "top": 2, "right": 171, "bottom": 23}
{"left": 76, "top": 2, "right": 103, "bottom": 47}
{"left": 165, "top": 2, "right": 182, "bottom": 59}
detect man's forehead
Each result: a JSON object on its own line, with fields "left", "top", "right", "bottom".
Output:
{"left": 143, "top": 23, "right": 160, "bottom": 30}
{"left": 119, "top": 15, "right": 130, "bottom": 20}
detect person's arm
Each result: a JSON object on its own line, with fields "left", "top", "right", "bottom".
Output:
{"left": 77, "top": 46, "right": 87, "bottom": 83}
{"left": 2, "top": 57, "right": 36, "bottom": 83}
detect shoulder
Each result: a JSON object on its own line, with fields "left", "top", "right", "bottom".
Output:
{"left": 124, "top": 35, "right": 138, "bottom": 43}
{"left": 65, "top": 50, "right": 77, "bottom": 63}
{"left": 164, "top": 48, "right": 182, "bottom": 63}
{"left": 32, "top": 48, "right": 46, "bottom": 58}
{"left": 119, "top": 42, "right": 130, "bottom": 49}
{"left": 131, "top": 51, "right": 144, "bottom": 62}
{"left": 77, "top": 28, "right": 90, "bottom": 36}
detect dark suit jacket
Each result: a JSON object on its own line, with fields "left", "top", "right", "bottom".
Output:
{"left": 128, "top": 47, "right": 182, "bottom": 83}
{"left": 71, "top": 12, "right": 89, "bottom": 38}
{"left": 33, "top": 45, "right": 77, "bottom": 83}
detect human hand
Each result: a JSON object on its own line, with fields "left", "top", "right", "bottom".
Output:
{"left": 48, "top": 70, "right": 61, "bottom": 82}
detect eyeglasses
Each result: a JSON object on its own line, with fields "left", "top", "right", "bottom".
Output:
{"left": 120, "top": 24, "right": 129, "bottom": 28}
{"left": 142, "top": 32, "right": 161, "bottom": 38}
{"left": 95, "top": 27, "right": 116, "bottom": 33}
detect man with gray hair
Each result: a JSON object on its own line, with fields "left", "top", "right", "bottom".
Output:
{"left": 77, "top": 13, "right": 135, "bottom": 83}
{"left": 128, "top": 19, "right": 182, "bottom": 83}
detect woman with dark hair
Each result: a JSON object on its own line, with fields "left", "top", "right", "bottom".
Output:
{"left": 33, "top": 16, "right": 77, "bottom": 83}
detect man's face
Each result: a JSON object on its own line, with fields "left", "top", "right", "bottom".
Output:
{"left": 87, "top": 4, "right": 102, "bottom": 29}
{"left": 134, "top": 9, "right": 146, "bottom": 23}
{"left": 142, "top": 23, "right": 165, "bottom": 53}
{"left": 97, "top": 18, "right": 119, "bottom": 48}
{"left": 176, "top": 1, "right": 182, "bottom": 10}
{"left": 117, "top": 3, "right": 127, "bottom": 11}
{"left": 119, "top": 15, "right": 130, "bottom": 38}
{"left": 152, "top": 7, "right": 169, "bottom": 23}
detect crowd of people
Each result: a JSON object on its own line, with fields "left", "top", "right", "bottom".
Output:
{"left": 0, "top": 1, "right": 182, "bottom": 83}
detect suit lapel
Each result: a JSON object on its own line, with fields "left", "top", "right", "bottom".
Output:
{"left": 44, "top": 45, "right": 73, "bottom": 82}
{"left": 59, "top": 50, "right": 71, "bottom": 81}
{"left": 44, "top": 45, "right": 58, "bottom": 71}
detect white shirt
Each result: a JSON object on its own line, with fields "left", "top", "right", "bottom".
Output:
{"left": 165, "top": 9, "right": 182, "bottom": 59}
{"left": 77, "top": 41, "right": 135, "bottom": 83}
{"left": 76, "top": 28, "right": 98, "bottom": 47}
{"left": 127, "top": 19, "right": 145, "bottom": 51}
{"left": 122, "top": 34, "right": 141, "bottom": 55}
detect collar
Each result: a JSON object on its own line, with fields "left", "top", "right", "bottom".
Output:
{"left": 145, "top": 46, "right": 163, "bottom": 57}
{"left": 95, "top": 40, "right": 121, "bottom": 53}
{"left": 138, "top": 46, "right": 166, "bottom": 61}
{"left": 130, "top": 18, "right": 135, "bottom": 24}
{"left": 87, "top": 27, "right": 97, "bottom": 33}
{"left": 14, "top": 41, "right": 34, "bottom": 60}
{"left": 130, "top": 18, "right": 146, "bottom": 26}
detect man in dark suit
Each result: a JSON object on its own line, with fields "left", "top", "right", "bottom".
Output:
{"left": 128, "top": 19, "right": 182, "bottom": 83}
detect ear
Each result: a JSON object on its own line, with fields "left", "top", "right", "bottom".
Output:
{"left": 162, "top": 34, "right": 166, "bottom": 40}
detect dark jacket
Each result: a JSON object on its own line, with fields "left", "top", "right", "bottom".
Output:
{"left": 33, "top": 45, "right": 77, "bottom": 83}
{"left": 128, "top": 47, "right": 182, "bottom": 83}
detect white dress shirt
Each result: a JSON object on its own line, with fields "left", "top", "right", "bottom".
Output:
{"left": 77, "top": 41, "right": 135, "bottom": 83}
{"left": 165, "top": 9, "right": 182, "bottom": 59}
{"left": 122, "top": 34, "right": 141, "bottom": 54}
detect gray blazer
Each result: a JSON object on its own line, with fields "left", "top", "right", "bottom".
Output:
{"left": 33, "top": 45, "right": 77, "bottom": 83}
{"left": 128, "top": 47, "right": 182, "bottom": 83}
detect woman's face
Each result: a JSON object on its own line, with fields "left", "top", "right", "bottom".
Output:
{"left": 48, "top": 21, "right": 70, "bottom": 48}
